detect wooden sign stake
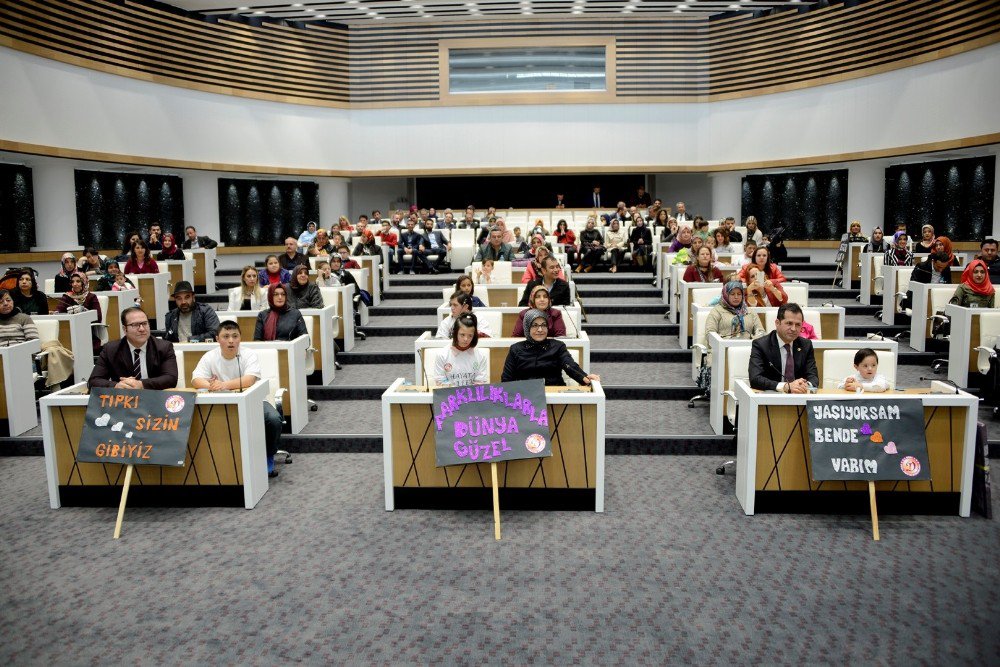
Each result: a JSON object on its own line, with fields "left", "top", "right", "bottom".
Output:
{"left": 490, "top": 462, "right": 501, "bottom": 541}
{"left": 867, "top": 481, "right": 880, "bottom": 541}
{"left": 113, "top": 464, "right": 135, "bottom": 540}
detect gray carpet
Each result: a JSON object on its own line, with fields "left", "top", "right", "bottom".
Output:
{"left": 1, "top": 455, "right": 996, "bottom": 665}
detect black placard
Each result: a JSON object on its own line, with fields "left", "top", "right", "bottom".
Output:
{"left": 807, "top": 399, "right": 931, "bottom": 481}
{"left": 76, "top": 389, "right": 196, "bottom": 467}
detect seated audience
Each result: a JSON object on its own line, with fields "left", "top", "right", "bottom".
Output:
{"left": 229, "top": 265, "right": 268, "bottom": 311}
{"left": 420, "top": 224, "right": 450, "bottom": 274}
{"left": 884, "top": 231, "right": 913, "bottom": 266}
{"left": 279, "top": 237, "right": 309, "bottom": 271}
{"left": 683, "top": 246, "right": 724, "bottom": 283}
{"left": 258, "top": 254, "right": 291, "bottom": 287}
{"left": 397, "top": 220, "right": 429, "bottom": 274}
{"left": 837, "top": 348, "right": 889, "bottom": 393}
{"left": 629, "top": 218, "right": 653, "bottom": 270}
{"left": 287, "top": 265, "right": 324, "bottom": 310}
{"left": 555, "top": 220, "right": 577, "bottom": 266}
{"left": 743, "top": 264, "right": 787, "bottom": 307}
{"left": 433, "top": 313, "right": 490, "bottom": 387}
{"left": 77, "top": 247, "right": 110, "bottom": 275}
{"left": 181, "top": 225, "right": 218, "bottom": 249}
{"left": 723, "top": 217, "right": 742, "bottom": 243}
{"left": 54, "top": 253, "right": 78, "bottom": 293}
{"left": 705, "top": 281, "right": 766, "bottom": 340}
{"left": 979, "top": 238, "right": 1000, "bottom": 283}
{"left": 117, "top": 231, "right": 141, "bottom": 262}
{"left": 99, "top": 261, "right": 136, "bottom": 292}
{"left": 56, "top": 272, "right": 103, "bottom": 351}
{"left": 315, "top": 260, "right": 337, "bottom": 288}
{"left": 915, "top": 224, "right": 936, "bottom": 253}
{"left": 949, "top": 259, "right": 995, "bottom": 308}
{"left": 436, "top": 292, "right": 492, "bottom": 339}
{"left": 605, "top": 220, "right": 627, "bottom": 274}
{"left": 11, "top": 270, "right": 48, "bottom": 316}
{"left": 353, "top": 230, "right": 380, "bottom": 257}
{"left": 733, "top": 239, "right": 757, "bottom": 267}
{"left": 863, "top": 227, "right": 887, "bottom": 254}
{"left": 337, "top": 245, "right": 362, "bottom": 270}
{"left": 501, "top": 309, "right": 599, "bottom": 387}
{"left": 475, "top": 228, "right": 514, "bottom": 263}
{"left": 156, "top": 233, "right": 185, "bottom": 261}
{"left": 124, "top": 240, "right": 159, "bottom": 274}
{"left": 846, "top": 220, "right": 868, "bottom": 243}
{"left": 146, "top": 223, "right": 163, "bottom": 251}
{"left": 254, "top": 284, "right": 308, "bottom": 342}
{"left": 89, "top": 306, "right": 178, "bottom": 390}
{"left": 455, "top": 275, "right": 485, "bottom": 308}
{"left": 748, "top": 303, "right": 818, "bottom": 393}
{"left": 668, "top": 225, "right": 694, "bottom": 253}
{"left": 693, "top": 217, "right": 710, "bottom": 241}
{"left": 475, "top": 259, "right": 496, "bottom": 285}
{"left": 191, "top": 320, "right": 283, "bottom": 477}
{"left": 520, "top": 257, "right": 571, "bottom": 307}
{"left": 0, "top": 289, "right": 39, "bottom": 345}
{"left": 744, "top": 216, "right": 763, "bottom": 245}
{"left": 297, "top": 221, "right": 318, "bottom": 253}
{"left": 308, "top": 228, "right": 334, "bottom": 257}
{"left": 713, "top": 228, "right": 734, "bottom": 253}
{"left": 164, "top": 281, "right": 220, "bottom": 343}
{"left": 576, "top": 218, "right": 605, "bottom": 273}
{"left": 512, "top": 286, "right": 567, "bottom": 337}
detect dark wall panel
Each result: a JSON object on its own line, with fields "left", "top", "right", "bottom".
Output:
{"left": 75, "top": 170, "right": 183, "bottom": 249}
{"left": 415, "top": 175, "right": 646, "bottom": 212}
{"left": 884, "top": 156, "right": 995, "bottom": 241}
{"left": 218, "top": 179, "right": 320, "bottom": 247}
{"left": 741, "top": 170, "right": 848, "bottom": 240}
{"left": 0, "top": 163, "right": 36, "bottom": 252}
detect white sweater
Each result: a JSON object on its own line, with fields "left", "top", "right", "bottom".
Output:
{"left": 836, "top": 372, "right": 889, "bottom": 393}
{"left": 435, "top": 314, "right": 493, "bottom": 339}
{"left": 228, "top": 286, "right": 268, "bottom": 311}
{"left": 433, "top": 347, "right": 489, "bottom": 387}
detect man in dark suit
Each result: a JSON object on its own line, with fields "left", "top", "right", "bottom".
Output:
{"left": 396, "top": 219, "right": 428, "bottom": 275}
{"left": 421, "top": 220, "right": 451, "bottom": 273}
{"left": 89, "top": 306, "right": 179, "bottom": 390}
{"left": 749, "top": 303, "right": 819, "bottom": 393}
{"left": 519, "top": 256, "right": 571, "bottom": 307}
{"left": 181, "top": 225, "right": 218, "bottom": 249}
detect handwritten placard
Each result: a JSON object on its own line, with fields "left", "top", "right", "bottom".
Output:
{"left": 76, "top": 389, "right": 196, "bottom": 467}
{"left": 433, "top": 380, "right": 550, "bottom": 467}
{"left": 807, "top": 399, "right": 930, "bottom": 481}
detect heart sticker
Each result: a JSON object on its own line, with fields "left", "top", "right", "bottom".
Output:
{"left": 883, "top": 441, "right": 898, "bottom": 454}
{"left": 870, "top": 431, "right": 884, "bottom": 444}
{"left": 859, "top": 423, "right": 873, "bottom": 436}
{"left": 125, "top": 431, "right": 133, "bottom": 439}
{"left": 95, "top": 414, "right": 111, "bottom": 427}
{"left": 111, "top": 422, "right": 124, "bottom": 432}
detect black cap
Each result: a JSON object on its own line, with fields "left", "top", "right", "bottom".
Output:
{"left": 171, "top": 280, "right": 195, "bottom": 296}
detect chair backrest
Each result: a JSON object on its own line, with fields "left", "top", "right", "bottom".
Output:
{"left": 44, "top": 278, "right": 55, "bottom": 294}
{"left": 822, "top": 349, "right": 896, "bottom": 390}
{"left": 693, "top": 307, "right": 711, "bottom": 349}
{"left": 784, "top": 282, "right": 809, "bottom": 306}
{"left": 979, "top": 312, "right": 1000, "bottom": 349}
{"left": 563, "top": 348, "right": 581, "bottom": 386}
{"left": 475, "top": 310, "right": 502, "bottom": 337}
{"left": 691, "top": 287, "right": 719, "bottom": 307}
{"left": 36, "top": 319, "right": 59, "bottom": 344}
{"left": 726, "top": 345, "right": 752, "bottom": 423}
{"left": 303, "top": 318, "right": 316, "bottom": 374}
{"left": 318, "top": 287, "right": 340, "bottom": 314}
{"left": 451, "top": 228, "right": 475, "bottom": 246}
{"left": 487, "top": 262, "right": 513, "bottom": 284}
{"left": 929, "top": 286, "right": 955, "bottom": 313}
{"left": 895, "top": 267, "right": 915, "bottom": 293}
{"left": 255, "top": 347, "right": 282, "bottom": 407}
{"left": 95, "top": 295, "right": 109, "bottom": 320}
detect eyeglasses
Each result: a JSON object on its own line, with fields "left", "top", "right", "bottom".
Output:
{"left": 126, "top": 322, "right": 150, "bottom": 330}
{"left": 530, "top": 322, "right": 549, "bottom": 330}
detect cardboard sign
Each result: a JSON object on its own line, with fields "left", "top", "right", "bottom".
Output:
{"left": 807, "top": 399, "right": 931, "bottom": 481}
{"left": 433, "top": 379, "right": 550, "bottom": 467}
{"left": 76, "top": 388, "right": 196, "bottom": 467}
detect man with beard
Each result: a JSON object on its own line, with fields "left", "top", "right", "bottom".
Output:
{"left": 164, "top": 281, "right": 220, "bottom": 343}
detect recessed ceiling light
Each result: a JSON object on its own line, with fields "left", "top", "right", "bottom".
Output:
{"left": 729, "top": 4, "right": 739, "bottom": 7}
{"left": 572, "top": 9, "right": 581, "bottom": 13}
{"left": 677, "top": 3, "right": 688, "bottom": 8}
{"left": 466, "top": 2, "right": 476, "bottom": 5}
{"left": 315, "top": 14, "right": 326, "bottom": 18}
{"left": 292, "top": 2, "right": 303, "bottom": 6}
{"left": 522, "top": 10, "right": 533, "bottom": 14}
{"left": 367, "top": 11, "right": 378, "bottom": 15}
{"left": 375, "top": 15, "right": 385, "bottom": 19}
{"left": 622, "top": 9, "right": 632, "bottom": 13}
{"left": 413, "top": 4, "right": 423, "bottom": 8}
{"left": 252, "top": 10, "right": 265, "bottom": 15}
{"left": 237, "top": 5, "right": 248, "bottom": 10}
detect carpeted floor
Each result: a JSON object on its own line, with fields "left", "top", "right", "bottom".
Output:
{"left": 1, "top": 454, "right": 996, "bottom": 665}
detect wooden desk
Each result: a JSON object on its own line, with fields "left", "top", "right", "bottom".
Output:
{"left": 35, "top": 311, "right": 98, "bottom": 381}
{"left": 40, "top": 381, "right": 270, "bottom": 509}
{"left": 354, "top": 256, "right": 382, "bottom": 307}
{"left": 733, "top": 379, "right": 977, "bottom": 516}
{"left": 185, "top": 248, "right": 217, "bottom": 294}
{"left": 946, "top": 304, "right": 1000, "bottom": 389}
{"left": 92, "top": 289, "right": 139, "bottom": 342}
{"left": 414, "top": 332, "right": 591, "bottom": 385}
{"left": 158, "top": 259, "right": 196, "bottom": 295}
{"left": 174, "top": 337, "right": 310, "bottom": 433}
{"left": 125, "top": 272, "right": 169, "bottom": 329}
{"left": 909, "top": 282, "right": 960, "bottom": 352}
{"left": 858, "top": 252, "right": 883, "bottom": 306}
{"left": 0, "top": 339, "right": 42, "bottom": 436}
{"left": 880, "top": 266, "right": 914, "bottom": 326}
{"left": 381, "top": 379, "right": 606, "bottom": 511}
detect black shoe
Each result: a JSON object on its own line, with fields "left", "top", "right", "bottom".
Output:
{"left": 268, "top": 469, "right": 279, "bottom": 478}
{"left": 335, "top": 361, "right": 343, "bottom": 370}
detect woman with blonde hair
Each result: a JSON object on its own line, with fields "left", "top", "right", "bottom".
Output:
{"left": 228, "top": 264, "right": 267, "bottom": 311}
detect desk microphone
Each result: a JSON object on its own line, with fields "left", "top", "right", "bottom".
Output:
{"left": 919, "top": 376, "right": 960, "bottom": 394}
{"left": 236, "top": 352, "right": 243, "bottom": 392}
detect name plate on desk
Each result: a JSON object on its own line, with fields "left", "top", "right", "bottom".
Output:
{"left": 76, "top": 389, "right": 196, "bottom": 467}
{"left": 807, "top": 399, "right": 930, "bottom": 481}
{"left": 432, "top": 380, "right": 550, "bottom": 466}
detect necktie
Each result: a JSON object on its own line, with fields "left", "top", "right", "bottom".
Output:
{"left": 133, "top": 348, "right": 142, "bottom": 380}
{"left": 783, "top": 344, "right": 794, "bottom": 382}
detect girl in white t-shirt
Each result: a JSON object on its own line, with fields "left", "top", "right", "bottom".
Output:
{"left": 433, "top": 313, "right": 489, "bottom": 387}
{"left": 837, "top": 348, "right": 889, "bottom": 393}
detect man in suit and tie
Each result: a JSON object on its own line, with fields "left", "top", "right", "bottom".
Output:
{"left": 591, "top": 186, "right": 602, "bottom": 209}
{"left": 88, "top": 306, "right": 179, "bottom": 390}
{"left": 749, "top": 303, "right": 818, "bottom": 394}
{"left": 421, "top": 220, "right": 451, "bottom": 273}
{"left": 674, "top": 201, "right": 692, "bottom": 223}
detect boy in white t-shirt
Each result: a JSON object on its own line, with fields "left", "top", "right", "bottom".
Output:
{"left": 191, "top": 320, "right": 284, "bottom": 477}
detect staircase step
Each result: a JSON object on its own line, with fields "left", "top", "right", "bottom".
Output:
{"left": 339, "top": 351, "right": 412, "bottom": 364}
{"left": 308, "top": 384, "right": 700, "bottom": 401}
{"left": 844, "top": 324, "right": 908, "bottom": 337}
{"left": 585, "top": 323, "right": 678, "bottom": 336}
{"left": 577, "top": 287, "right": 663, "bottom": 298}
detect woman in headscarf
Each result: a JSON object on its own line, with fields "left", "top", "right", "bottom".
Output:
{"left": 287, "top": 265, "right": 324, "bottom": 310}
{"left": 501, "top": 308, "right": 599, "bottom": 387}
{"left": 54, "top": 252, "right": 78, "bottom": 293}
{"left": 884, "top": 231, "right": 913, "bottom": 266}
{"left": 915, "top": 224, "right": 936, "bottom": 253}
{"left": 11, "top": 270, "right": 48, "bottom": 315}
{"left": 605, "top": 219, "right": 627, "bottom": 274}
{"left": 156, "top": 233, "right": 186, "bottom": 261}
{"left": 576, "top": 217, "right": 605, "bottom": 273}
{"left": 901, "top": 236, "right": 958, "bottom": 311}
{"left": 683, "top": 246, "right": 724, "bottom": 284}
{"left": 704, "top": 281, "right": 767, "bottom": 340}
{"left": 432, "top": 313, "right": 490, "bottom": 388}
{"left": 949, "top": 259, "right": 994, "bottom": 308}
{"left": 97, "top": 261, "right": 135, "bottom": 292}
{"left": 512, "top": 286, "right": 568, "bottom": 338}
{"left": 124, "top": 239, "right": 159, "bottom": 274}
{"left": 668, "top": 225, "right": 694, "bottom": 253}
{"left": 56, "top": 272, "right": 103, "bottom": 351}
{"left": 863, "top": 227, "right": 887, "bottom": 254}
{"left": 629, "top": 217, "right": 653, "bottom": 270}
{"left": 253, "top": 283, "right": 308, "bottom": 342}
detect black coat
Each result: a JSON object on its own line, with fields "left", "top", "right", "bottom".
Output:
{"left": 163, "top": 302, "right": 221, "bottom": 343}
{"left": 748, "top": 331, "right": 819, "bottom": 391}
{"left": 253, "top": 308, "right": 308, "bottom": 341}
{"left": 519, "top": 278, "right": 571, "bottom": 307}
{"left": 501, "top": 338, "right": 587, "bottom": 386}
{"left": 180, "top": 235, "right": 218, "bottom": 249}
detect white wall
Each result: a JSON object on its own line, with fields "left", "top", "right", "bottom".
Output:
{"left": 2, "top": 42, "right": 999, "bottom": 172}
{"left": 349, "top": 178, "right": 410, "bottom": 220}
{"left": 650, "top": 174, "right": 713, "bottom": 219}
